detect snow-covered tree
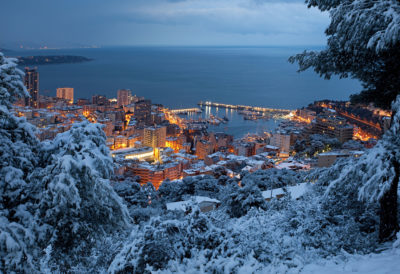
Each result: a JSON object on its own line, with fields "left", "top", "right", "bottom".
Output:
{"left": 223, "top": 183, "right": 267, "bottom": 218}
{"left": 111, "top": 179, "right": 163, "bottom": 224}
{"left": 0, "top": 52, "right": 41, "bottom": 272}
{"left": 36, "top": 121, "right": 131, "bottom": 268}
{"left": 0, "top": 53, "right": 28, "bottom": 109}
{"left": 294, "top": 134, "right": 341, "bottom": 158}
{"left": 241, "top": 168, "right": 302, "bottom": 191}
{"left": 322, "top": 97, "right": 400, "bottom": 241}
{"left": 291, "top": 0, "right": 400, "bottom": 241}
{"left": 112, "top": 179, "right": 148, "bottom": 208}
{"left": 109, "top": 209, "right": 223, "bottom": 273}
{"left": 290, "top": 0, "right": 400, "bottom": 109}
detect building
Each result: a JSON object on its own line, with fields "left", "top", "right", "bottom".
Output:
{"left": 128, "top": 134, "right": 142, "bottom": 148}
{"left": 312, "top": 110, "right": 354, "bottom": 143}
{"left": 56, "top": 87, "right": 74, "bottom": 104}
{"left": 114, "top": 135, "right": 128, "bottom": 149}
{"left": 165, "top": 136, "right": 186, "bottom": 152}
{"left": 134, "top": 99, "right": 152, "bottom": 126}
{"left": 143, "top": 126, "right": 166, "bottom": 148}
{"left": 196, "top": 139, "right": 214, "bottom": 160}
{"left": 235, "top": 142, "right": 255, "bottom": 157}
{"left": 24, "top": 67, "right": 39, "bottom": 108}
{"left": 111, "top": 147, "right": 154, "bottom": 161}
{"left": 117, "top": 89, "right": 131, "bottom": 107}
{"left": 270, "top": 133, "right": 291, "bottom": 153}
{"left": 210, "top": 132, "right": 234, "bottom": 150}
{"left": 77, "top": 98, "right": 90, "bottom": 106}
{"left": 92, "top": 95, "right": 109, "bottom": 106}
{"left": 317, "top": 150, "right": 364, "bottom": 167}
{"left": 297, "top": 109, "right": 316, "bottom": 123}
{"left": 129, "top": 161, "right": 183, "bottom": 188}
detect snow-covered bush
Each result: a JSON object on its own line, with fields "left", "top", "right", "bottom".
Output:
{"left": 241, "top": 168, "right": 302, "bottom": 191}
{"left": 109, "top": 209, "right": 224, "bottom": 273}
{"left": 112, "top": 179, "right": 164, "bottom": 224}
{"left": 222, "top": 183, "right": 267, "bottom": 218}
{"left": 294, "top": 134, "right": 341, "bottom": 158}
{"left": 112, "top": 179, "right": 149, "bottom": 208}
{"left": 158, "top": 175, "right": 220, "bottom": 204}
{"left": 36, "top": 121, "right": 131, "bottom": 269}
{"left": 109, "top": 176, "right": 380, "bottom": 273}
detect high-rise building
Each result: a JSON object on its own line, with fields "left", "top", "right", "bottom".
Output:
{"left": 270, "top": 133, "right": 291, "bottom": 153}
{"left": 196, "top": 139, "right": 214, "bottom": 159}
{"left": 56, "top": 87, "right": 74, "bottom": 104}
{"left": 134, "top": 99, "right": 152, "bottom": 126}
{"left": 24, "top": 67, "right": 39, "bottom": 108}
{"left": 312, "top": 110, "right": 354, "bottom": 143}
{"left": 143, "top": 126, "right": 166, "bottom": 148}
{"left": 117, "top": 89, "right": 132, "bottom": 107}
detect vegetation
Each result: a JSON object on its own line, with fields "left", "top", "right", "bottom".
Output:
{"left": 290, "top": 0, "right": 400, "bottom": 242}
{"left": 18, "top": 55, "right": 92, "bottom": 66}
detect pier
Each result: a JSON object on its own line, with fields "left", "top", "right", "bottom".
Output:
{"left": 198, "top": 101, "right": 292, "bottom": 114}
{"left": 170, "top": 108, "right": 202, "bottom": 114}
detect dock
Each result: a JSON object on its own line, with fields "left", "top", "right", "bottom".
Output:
{"left": 170, "top": 108, "right": 202, "bottom": 114}
{"left": 198, "top": 101, "right": 292, "bottom": 114}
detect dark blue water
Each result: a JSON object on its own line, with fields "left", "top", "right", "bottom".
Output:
{"left": 10, "top": 46, "right": 361, "bottom": 109}
{"left": 180, "top": 106, "right": 280, "bottom": 138}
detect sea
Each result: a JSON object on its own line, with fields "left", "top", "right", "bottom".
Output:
{"left": 8, "top": 46, "right": 361, "bottom": 137}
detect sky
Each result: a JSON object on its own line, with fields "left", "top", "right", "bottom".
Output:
{"left": 0, "top": 0, "right": 329, "bottom": 48}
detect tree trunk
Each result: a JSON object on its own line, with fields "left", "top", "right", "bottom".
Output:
{"left": 379, "top": 159, "right": 399, "bottom": 242}
{"left": 379, "top": 109, "right": 400, "bottom": 242}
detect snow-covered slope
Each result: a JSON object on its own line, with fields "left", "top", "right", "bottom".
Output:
{"left": 302, "top": 245, "right": 400, "bottom": 274}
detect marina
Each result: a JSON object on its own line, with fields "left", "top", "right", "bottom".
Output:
{"left": 177, "top": 103, "right": 285, "bottom": 138}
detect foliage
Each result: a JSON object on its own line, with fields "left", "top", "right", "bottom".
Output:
{"left": 290, "top": 0, "right": 400, "bottom": 109}
{"left": 241, "top": 168, "right": 302, "bottom": 190}
{"left": 324, "top": 96, "right": 400, "bottom": 203}
{"left": 0, "top": 52, "right": 40, "bottom": 273}
{"left": 37, "top": 122, "right": 131, "bottom": 258}
{"left": 109, "top": 210, "right": 224, "bottom": 273}
{"left": 294, "top": 134, "right": 341, "bottom": 158}
{"left": 0, "top": 52, "right": 28, "bottom": 109}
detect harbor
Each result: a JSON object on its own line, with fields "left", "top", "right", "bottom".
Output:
{"left": 176, "top": 103, "right": 286, "bottom": 138}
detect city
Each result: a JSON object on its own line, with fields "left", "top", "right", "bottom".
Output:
{"left": 15, "top": 66, "right": 392, "bottom": 190}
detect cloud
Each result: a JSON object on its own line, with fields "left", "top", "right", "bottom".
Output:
{"left": 116, "top": 0, "right": 328, "bottom": 36}
{"left": 0, "top": 0, "right": 328, "bottom": 46}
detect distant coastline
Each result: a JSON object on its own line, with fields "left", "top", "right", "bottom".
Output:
{"left": 17, "top": 55, "right": 92, "bottom": 66}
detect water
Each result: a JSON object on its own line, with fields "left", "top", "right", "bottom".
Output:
{"left": 180, "top": 106, "right": 280, "bottom": 138}
{"left": 8, "top": 46, "right": 361, "bottom": 137}
{"left": 9, "top": 46, "right": 361, "bottom": 109}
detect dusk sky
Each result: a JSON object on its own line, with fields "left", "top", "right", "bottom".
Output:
{"left": 1, "top": 0, "right": 329, "bottom": 48}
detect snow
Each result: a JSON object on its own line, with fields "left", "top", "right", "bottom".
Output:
{"left": 276, "top": 161, "right": 309, "bottom": 170}
{"left": 301, "top": 248, "right": 400, "bottom": 274}
{"left": 262, "top": 183, "right": 309, "bottom": 200}
{"left": 166, "top": 196, "right": 220, "bottom": 211}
